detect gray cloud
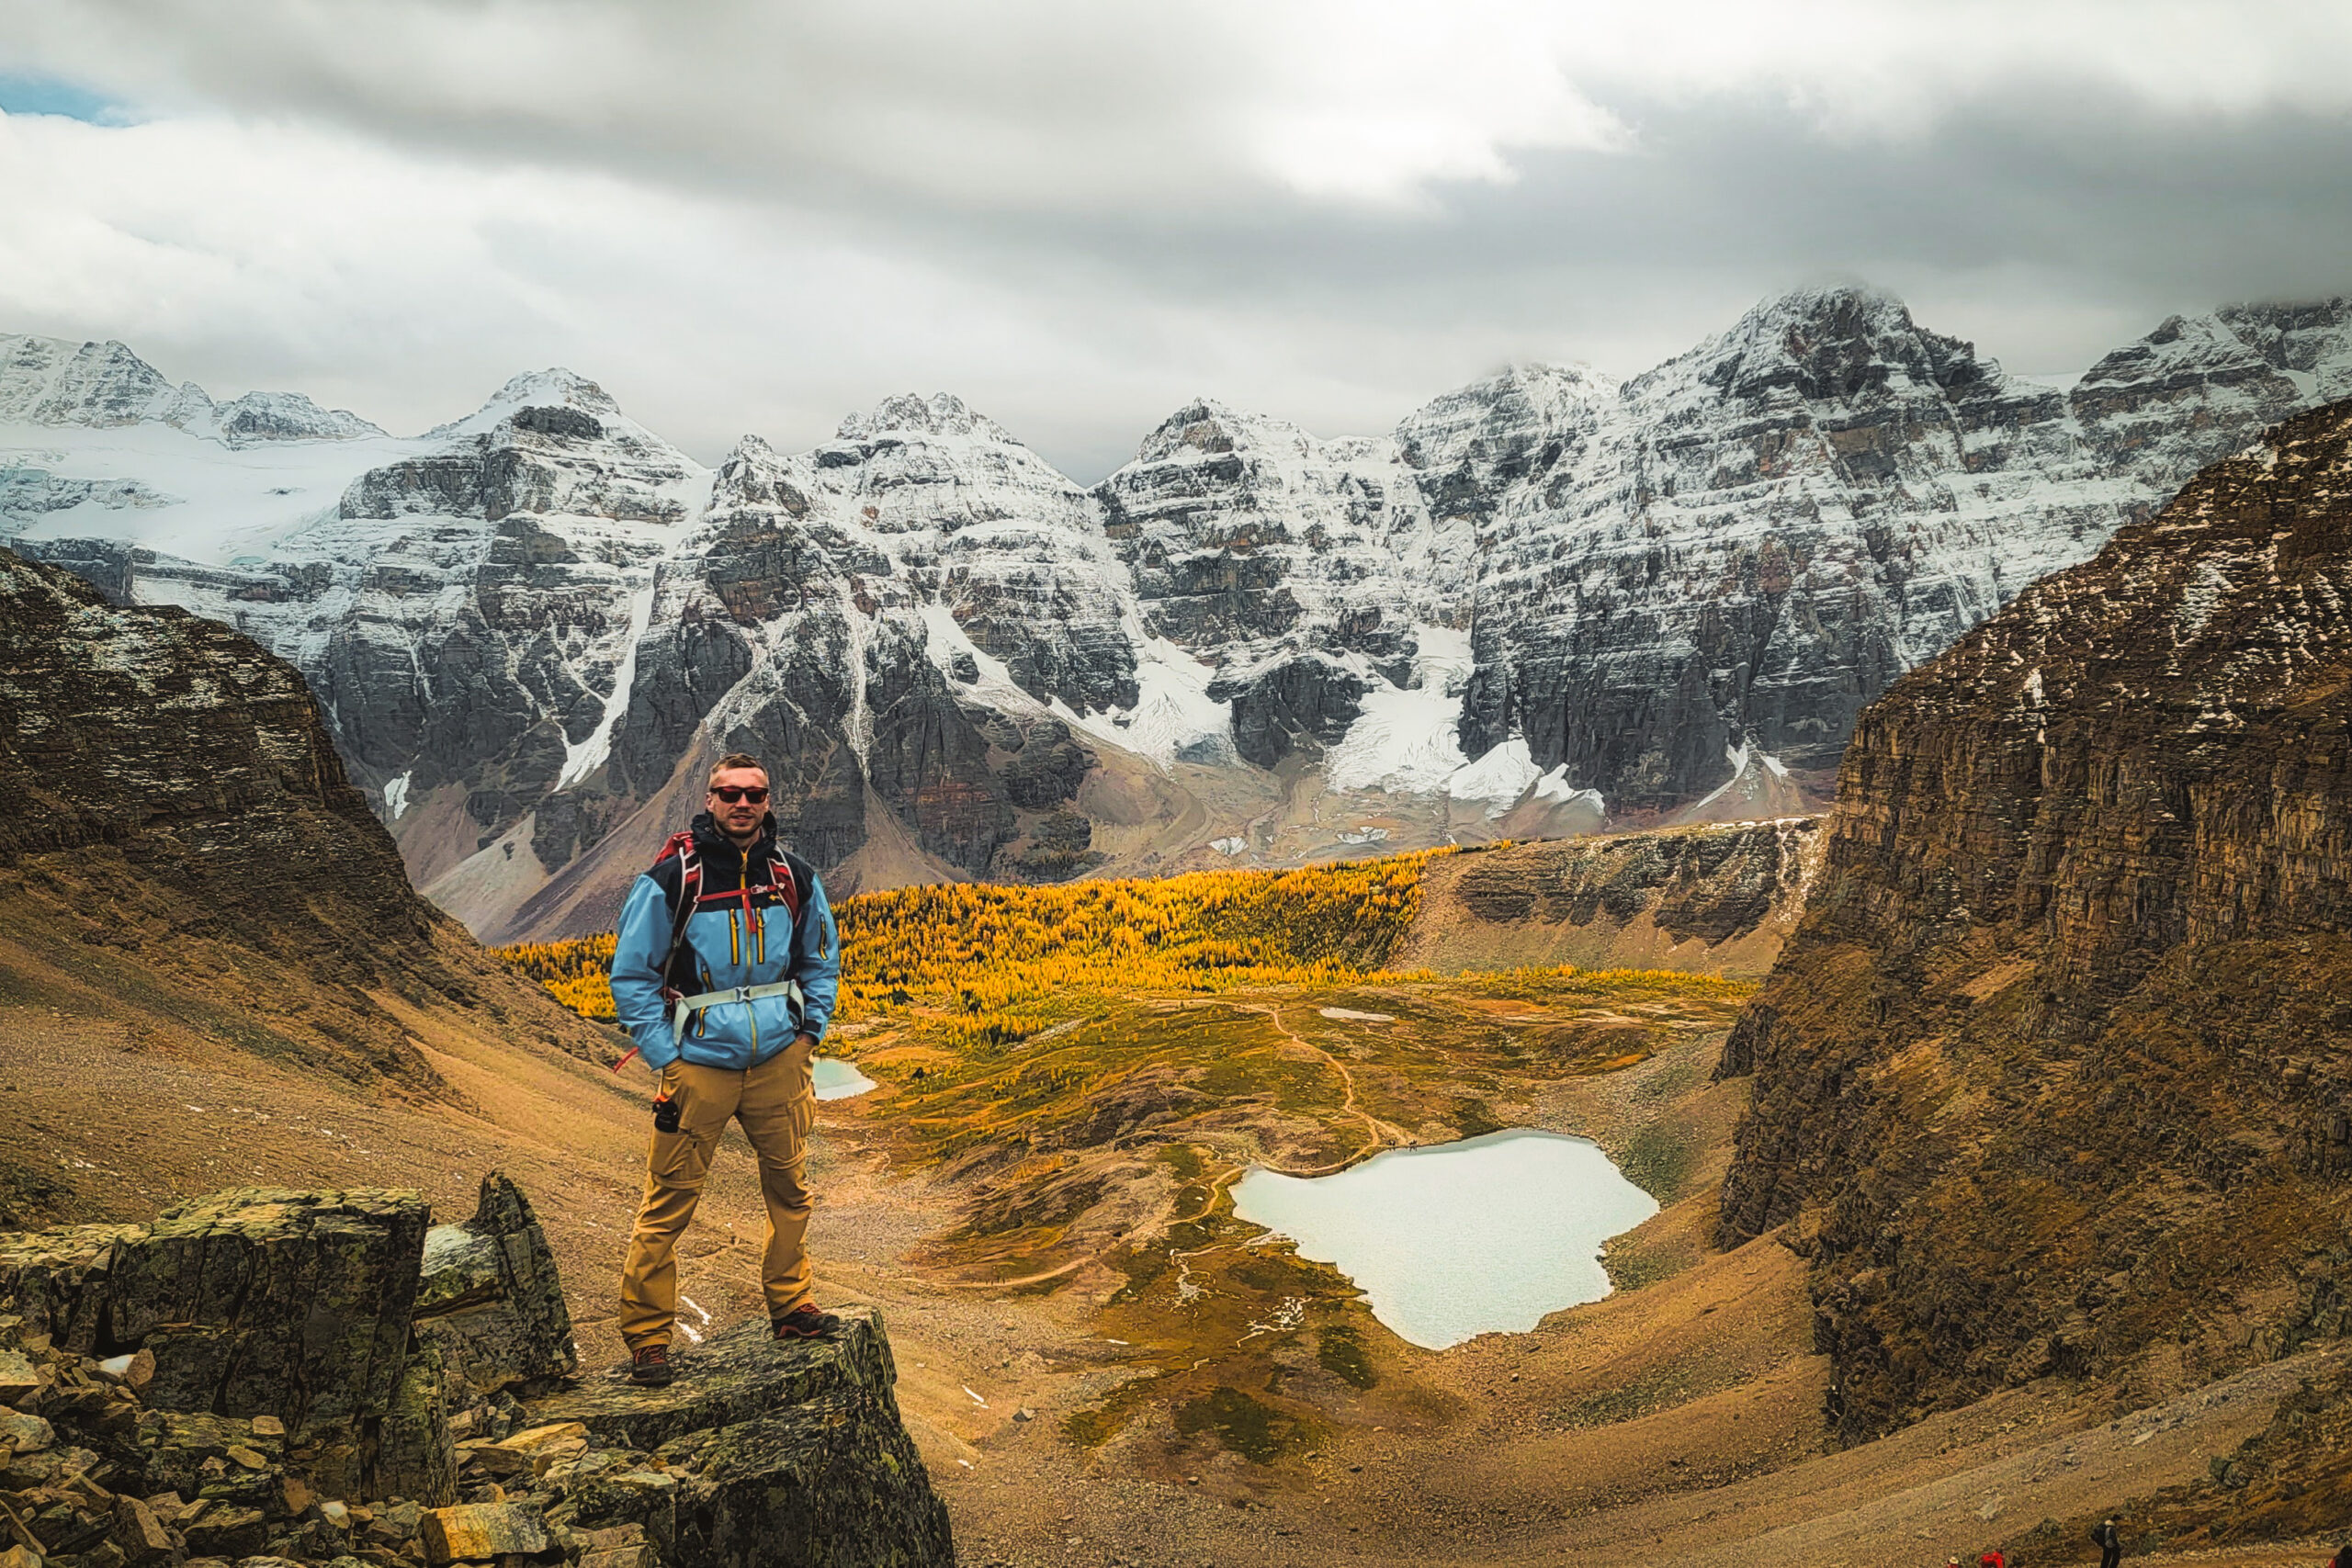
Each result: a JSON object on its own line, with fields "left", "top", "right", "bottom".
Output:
{"left": 1, "top": 3, "right": 2348, "bottom": 479}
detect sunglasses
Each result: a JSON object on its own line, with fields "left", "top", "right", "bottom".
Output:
{"left": 710, "top": 786, "right": 770, "bottom": 804}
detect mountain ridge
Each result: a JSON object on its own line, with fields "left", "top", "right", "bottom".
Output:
{"left": 7, "top": 286, "right": 2350, "bottom": 938}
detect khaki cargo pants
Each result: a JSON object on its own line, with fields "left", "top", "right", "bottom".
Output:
{"left": 619, "top": 1043, "right": 817, "bottom": 1348}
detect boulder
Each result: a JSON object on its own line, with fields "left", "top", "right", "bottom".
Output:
{"left": 370, "top": 1337, "right": 456, "bottom": 1506}
{"left": 418, "top": 1501, "right": 548, "bottom": 1564}
{"left": 107, "top": 1190, "right": 429, "bottom": 1426}
{"left": 527, "top": 1312, "right": 896, "bottom": 1453}
{"left": 0, "top": 1226, "right": 141, "bottom": 1351}
{"left": 0, "top": 1350, "right": 41, "bottom": 1406}
{"left": 532, "top": 1312, "right": 950, "bottom": 1568}
{"left": 413, "top": 1175, "right": 576, "bottom": 1398}
{"left": 109, "top": 1493, "right": 173, "bottom": 1564}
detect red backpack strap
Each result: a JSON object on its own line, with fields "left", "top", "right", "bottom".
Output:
{"left": 764, "top": 849, "right": 802, "bottom": 921}
{"left": 652, "top": 832, "right": 701, "bottom": 998}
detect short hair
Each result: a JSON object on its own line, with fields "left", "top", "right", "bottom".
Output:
{"left": 707, "top": 752, "right": 767, "bottom": 788}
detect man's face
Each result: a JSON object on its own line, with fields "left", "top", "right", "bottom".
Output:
{"left": 707, "top": 767, "right": 770, "bottom": 840}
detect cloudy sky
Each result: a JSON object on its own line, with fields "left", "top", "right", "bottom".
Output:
{"left": 4, "top": 1, "right": 2350, "bottom": 479}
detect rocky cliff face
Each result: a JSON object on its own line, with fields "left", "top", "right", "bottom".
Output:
{"left": 0, "top": 1175, "right": 951, "bottom": 1568}
{"left": 0, "top": 546, "right": 615, "bottom": 1082}
{"left": 1714, "top": 399, "right": 2352, "bottom": 1442}
{"left": 8, "top": 293, "right": 2351, "bottom": 936}
{"left": 1451, "top": 288, "right": 2352, "bottom": 816}
{"left": 1391, "top": 818, "right": 1822, "bottom": 977}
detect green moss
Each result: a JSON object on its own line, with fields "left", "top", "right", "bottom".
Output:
{"left": 1172, "top": 1385, "right": 1301, "bottom": 1463}
{"left": 1061, "top": 1407, "right": 1130, "bottom": 1450}
{"left": 1316, "top": 1325, "right": 1377, "bottom": 1390}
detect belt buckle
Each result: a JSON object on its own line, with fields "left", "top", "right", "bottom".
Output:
{"left": 733, "top": 985, "right": 752, "bottom": 1005}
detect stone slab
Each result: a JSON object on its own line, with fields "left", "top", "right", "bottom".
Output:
{"left": 526, "top": 1310, "right": 894, "bottom": 1452}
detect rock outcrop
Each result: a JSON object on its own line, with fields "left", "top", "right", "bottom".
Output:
{"left": 0, "top": 1179, "right": 951, "bottom": 1568}
{"left": 1392, "top": 819, "right": 1823, "bottom": 978}
{"left": 413, "top": 1178, "right": 578, "bottom": 1402}
{"left": 1715, "top": 399, "right": 2352, "bottom": 1441}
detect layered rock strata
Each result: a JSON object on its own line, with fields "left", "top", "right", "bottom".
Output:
{"left": 1455, "top": 290, "right": 2352, "bottom": 813}
{"left": 1716, "top": 399, "right": 2352, "bottom": 1441}
{"left": 1392, "top": 818, "right": 1822, "bottom": 978}
{"left": 0, "top": 547, "right": 615, "bottom": 1085}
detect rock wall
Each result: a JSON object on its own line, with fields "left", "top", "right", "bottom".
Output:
{"left": 0, "top": 1176, "right": 952, "bottom": 1568}
{"left": 0, "top": 546, "right": 618, "bottom": 1086}
{"left": 1457, "top": 290, "right": 2352, "bottom": 813}
{"left": 1392, "top": 819, "right": 1823, "bottom": 978}
{"left": 1715, "top": 399, "right": 2352, "bottom": 1441}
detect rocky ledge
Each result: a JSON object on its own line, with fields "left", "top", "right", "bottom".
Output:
{"left": 0, "top": 1177, "right": 950, "bottom": 1568}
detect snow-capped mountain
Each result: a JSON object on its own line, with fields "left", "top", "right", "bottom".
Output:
{"left": 6, "top": 287, "right": 2348, "bottom": 938}
{"left": 1, "top": 333, "right": 382, "bottom": 447}
{"left": 1447, "top": 288, "right": 2352, "bottom": 812}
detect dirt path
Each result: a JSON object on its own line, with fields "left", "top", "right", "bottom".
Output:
{"left": 1234, "top": 1001, "right": 1417, "bottom": 1171}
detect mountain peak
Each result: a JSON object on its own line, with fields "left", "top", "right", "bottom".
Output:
{"left": 1394, "top": 361, "right": 1615, "bottom": 476}
{"left": 0, "top": 333, "right": 195, "bottom": 430}
{"left": 424, "top": 367, "right": 635, "bottom": 443}
{"left": 214, "top": 389, "right": 385, "bottom": 446}
{"left": 1128, "top": 398, "right": 1317, "bottom": 465}
{"left": 1631, "top": 280, "right": 2005, "bottom": 407}
{"left": 1740, "top": 279, "right": 1911, "bottom": 331}
{"left": 835, "top": 391, "right": 1016, "bottom": 444}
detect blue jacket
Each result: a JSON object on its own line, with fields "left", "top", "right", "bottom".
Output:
{"left": 608, "top": 814, "right": 841, "bottom": 1074}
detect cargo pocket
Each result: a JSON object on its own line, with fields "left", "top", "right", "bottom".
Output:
{"left": 650, "top": 1064, "right": 698, "bottom": 1181}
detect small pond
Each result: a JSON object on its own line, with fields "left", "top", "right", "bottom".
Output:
{"left": 1228, "top": 1128, "right": 1657, "bottom": 1349}
{"left": 813, "top": 1057, "right": 877, "bottom": 1100}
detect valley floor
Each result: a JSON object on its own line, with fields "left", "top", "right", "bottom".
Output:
{"left": 0, "top": 992, "right": 2336, "bottom": 1568}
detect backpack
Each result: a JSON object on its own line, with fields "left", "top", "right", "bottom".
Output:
{"left": 608, "top": 829, "right": 804, "bottom": 1073}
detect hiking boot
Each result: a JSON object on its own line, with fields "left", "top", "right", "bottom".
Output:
{"left": 774, "top": 1303, "right": 843, "bottom": 1340}
{"left": 628, "top": 1344, "right": 675, "bottom": 1386}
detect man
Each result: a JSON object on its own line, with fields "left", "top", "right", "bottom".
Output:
{"left": 607, "top": 752, "right": 843, "bottom": 1386}
{"left": 2090, "top": 1518, "right": 2122, "bottom": 1568}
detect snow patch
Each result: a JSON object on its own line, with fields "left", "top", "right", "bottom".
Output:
{"left": 1325, "top": 680, "right": 1470, "bottom": 793}
{"left": 1322, "top": 623, "right": 1478, "bottom": 795}
{"left": 1060, "top": 633, "right": 1233, "bottom": 769}
{"left": 1442, "top": 737, "right": 1544, "bottom": 816}
{"left": 383, "top": 771, "right": 413, "bottom": 820}
{"left": 1689, "top": 743, "right": 1753, "bottom": 815}
{"left": 1530, "top": 764, "right": 1606, "bottom": 815}
{"left": 557, "top": 579, "right": 658, "bottom": 789}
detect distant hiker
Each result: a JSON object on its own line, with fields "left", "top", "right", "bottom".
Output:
{"left": 2329, "top": 1547, "right": 2350, "bottom": 1568}
{"left": 2090, "top": 1518, "right": 2122, "bottom": 1568}
{"left": 1978, "top": 1551, "right": 2005, "bottom": 1568}
{"left": 607, "top": 752, "right": 843, "bottom": 1386}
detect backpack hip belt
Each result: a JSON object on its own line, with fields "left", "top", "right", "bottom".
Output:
{"left": 670, "top": 979, "right": 805, "bottom": 1046}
